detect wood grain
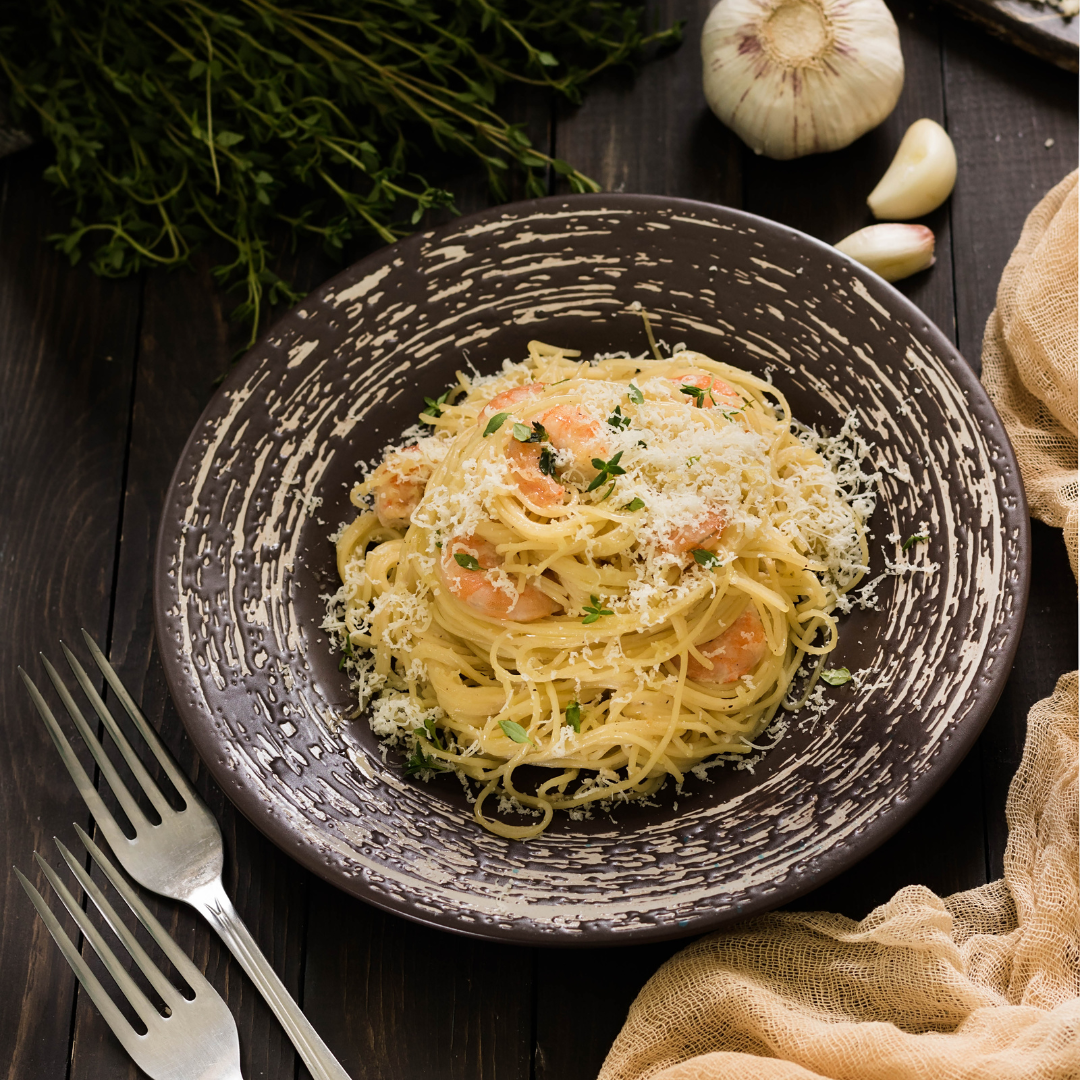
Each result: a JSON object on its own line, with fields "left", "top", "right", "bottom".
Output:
{"left": 0, "top": 143, "right": 140, "bottom": 1080}
{"left": 554, "top": 0, "right": 742, "bottom": 207}
{"left": 535, "top": 942, "right": 684, "bottom": 1080}
{"left": 65, "top": 247, "right": 326, "bottom": 1080}
{"left": 742, "top": 0, "right": 957, "bottom": 344}
{"left": 303, "top": 879, "right": 533, "bottom": 1080}
{"left": 944, "top": 12, "right": 1079, "bottom": 374}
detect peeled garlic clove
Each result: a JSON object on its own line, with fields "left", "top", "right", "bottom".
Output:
{"left": 835, "top": 224, "right": 935, "bottom": 282}
{"left": 701, "top": 0, "right": 905, "bottom": 161}
{"left": 868, "top": 119, "right": 957, "bottom": 220}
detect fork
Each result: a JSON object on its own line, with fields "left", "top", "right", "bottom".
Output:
{"left": 16, "top": 825, "right": 242, "bottom": 1080}
{"left": 20, "top": 631, "right": 352, "bottom": 1080}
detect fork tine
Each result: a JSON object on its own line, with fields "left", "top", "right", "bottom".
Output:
{"left": 61, "top": 642, "right": 175, "bottom": 820}
{"left": 72, "top": 823, "right": 209, "bottom": 993}
{"left": 38, "top": 656, "right": 155, "bottom": 836}
{"left": 81, "top": 630, "right": 199, "bottom": 804}
{"left": 54, "top": 838, "right": 184, "bottom": 1010}
{"left": 32, "top": 851, "right": 163, "bottom": 1031}
{"left": 13, "top": 866, "right": 144, "bottom": 1059}
{"left": 19, "top": 668, "right": 135, "bottom": 860}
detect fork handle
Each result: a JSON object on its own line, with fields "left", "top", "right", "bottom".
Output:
{"left": 188, "top": 879, "right": 353, "bottom": 1080}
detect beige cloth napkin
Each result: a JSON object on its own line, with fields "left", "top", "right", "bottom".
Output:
{"left": 599, "top": 172, "right": 1080, "bottom": 1080}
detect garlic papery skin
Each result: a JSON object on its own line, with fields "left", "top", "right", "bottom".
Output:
{"left": 835, "top": 224, "right": 935, "bottom": 282}
{"left": 701, "top": 0, "right": 905, "bottom": 160}
{"left": 868, "top": 119, "right": 957, "bottom": 220}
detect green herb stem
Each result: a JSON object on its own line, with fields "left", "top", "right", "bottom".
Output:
{"left": 0, "top": 1, "right": 681, "bottom": 348}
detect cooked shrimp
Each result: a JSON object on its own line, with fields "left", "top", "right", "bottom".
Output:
{"left": 503, "top": 404, "right": 609, "bottom": 506}
{"left": 506, "top": 439, "right": 565, "bottom": 508}
{"left": 539, "top": 404, "right": 609, "bottom": 481}
{"left": 439, "top": 536, "right": 559, "bottom": 622}
{"left": 685, "top": 606, "right": 768, "bottom": 684}
{"left": 369, "top": 445, "right": 431, "bottom": 529}
{"left": 478, "top": 383, "right": 545, "bottom": 425}
{"left": 671, "top": 371, "right": 741, "bottom": 409}
{"left": 658, "top": 507, "right": 728, "bottom": 555}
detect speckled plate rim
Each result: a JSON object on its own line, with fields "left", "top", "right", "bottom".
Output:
{"left": 154, "top": 193, "right": 1030, "bottom": 946}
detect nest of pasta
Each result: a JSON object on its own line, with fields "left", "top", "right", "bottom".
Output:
{"left": 328, "top": 341, "right": 872, "bottom": 838}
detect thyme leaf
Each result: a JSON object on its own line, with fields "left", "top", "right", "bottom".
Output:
{"left": 586, "top": 450, "right": 625, "bottom": 491}
{"left": 337, "top": 635, "right": 355, "bottom": 671}
{"left": 405, "top": 718, "right": 449, "bottom": 775}
{"left": 454, "top": 553, "right": 482, "bottom": 571}
{"left": 499, "top": 719, "right": 533, "bottom": 744}
{"left": 820, "top": 667, "right": 852, "bottom": 686}
{"left": 565, "top": 701, "right": 581, "bottom": 732}
{"left": 691, "top": 549, "right": 721, "bottom": 569}
{"left": 538, "top": 447, "right": 557, "bottom": 476}
{"left": 420, "top": 390, "right": 450, "bottom": 421}
{"left": 582, "top": 594, "right": 614, "bottom": 624}
{"left": 680, "top": 385, "right": 707, "bottom": 407}
{"left": 483, "top": 412, "right": 510, "bottom": 436}
{"left": 627, "top": 383, "right": 644, "bottom": 405}
{"left": 902, "top": 533, "right": 929, "bottom": 551}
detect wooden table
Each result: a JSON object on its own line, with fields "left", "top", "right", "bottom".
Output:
{"left": 2, "top": 4, "right": 1076, "bottom": 1078}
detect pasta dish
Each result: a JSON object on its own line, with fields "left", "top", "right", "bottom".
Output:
{"left": 328, "top": 341, "right": 871, "bottom": 838}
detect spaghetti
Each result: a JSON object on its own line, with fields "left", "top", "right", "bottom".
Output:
{"left": 328, "top": 341, "right": 872, "bottom": 838}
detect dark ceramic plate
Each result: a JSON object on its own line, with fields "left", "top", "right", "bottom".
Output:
{"left": 155, "top": 195, "right": 1029, "bottom": 946}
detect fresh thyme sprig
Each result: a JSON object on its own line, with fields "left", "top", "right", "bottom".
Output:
{"left": 581, "top": 594, "right": 613, "bottom": 624}
{"left": 405, "top": 716, "right": 450, "bottom": 775}
{"left": 586, "top": 451, "right": 625, "bottom": 492}
{"left": 680, "top": 385, "right": 714, "bottom": 408}
{"left": 0, "top": 2, "right": 682, "bottom": 345}
{"left": 420, "top": 390, "right": 451, "bottom": 421}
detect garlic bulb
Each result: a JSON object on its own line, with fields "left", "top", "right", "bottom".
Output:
{"left": 701, "top": 0, "right": 905, "bottom": 160}
{"left": 835, "top": 224, "right": 935, "bottom": 282}
{"left": 868, "top": 119, "right": 957, "bottom": 220}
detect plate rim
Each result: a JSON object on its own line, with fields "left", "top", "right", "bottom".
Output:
{"left": 153, "top": 192, "right": 1031, "bottom": 946}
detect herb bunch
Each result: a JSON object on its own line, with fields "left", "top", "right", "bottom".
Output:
{"left": 0, "top": 0, "right": 680, "bottom": 343}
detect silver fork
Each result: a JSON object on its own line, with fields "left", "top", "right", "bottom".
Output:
{"left": 16, "top": 825, "right": 242, "bottom": 1080}
{"left": 20, "top": 631, "right": 351, "bottom": 1080}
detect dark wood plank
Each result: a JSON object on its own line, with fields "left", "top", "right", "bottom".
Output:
{"left": 0, "top": 144, "right": 141, "bottom": 1080}
{"left": 303, "top": 880, "right": 533, "bottom": 1080}
{"left": 64, "top": 245, "right": 327, "bottom": 1079}
{"left": 943, "top": 11, "right": 1079, "bottom": 375}
{"left": 554, "top": 0, "right": 742, "bottom": 207}
{"left": 534, "top": 941, "right": 684, "bottom": 1080}
{"left": 743, "top": 0, "right": 957, "bottom": 343}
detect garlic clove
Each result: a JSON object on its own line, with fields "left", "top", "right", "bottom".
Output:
{"left": 835, "top": 224, "right": 935, "bottom": 282}
{"left": 701, "top": 0, "right": 905, "bottom": 161}
{"left": 868, "top": 119, "right": 957, "bottom": 220}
